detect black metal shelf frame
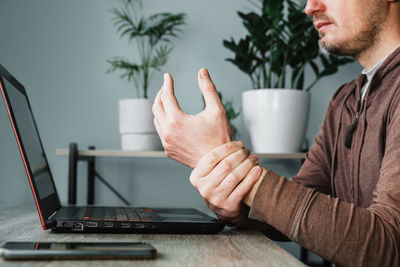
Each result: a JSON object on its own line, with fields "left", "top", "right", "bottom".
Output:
{"left": 68, "top": 143, "right": 95, "bottom": 205}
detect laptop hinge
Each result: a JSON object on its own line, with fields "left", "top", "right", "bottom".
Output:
{"left": 44, "top": 210, "right": 58, "bottom": 229}
{"left": 45, "top": 220, "right": 57, "bottom": 228}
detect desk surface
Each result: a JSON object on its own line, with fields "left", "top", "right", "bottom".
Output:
{"left": 0, "top": 204, "right": 304, "bottom": 267}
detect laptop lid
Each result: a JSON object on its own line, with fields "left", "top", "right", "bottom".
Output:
{"left": 0, "top": 65, "right": 61, "bottom": 230}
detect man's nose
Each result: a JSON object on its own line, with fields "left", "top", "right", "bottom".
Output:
{"left": 304, "top": 0, "right": 326, "bottom": 16}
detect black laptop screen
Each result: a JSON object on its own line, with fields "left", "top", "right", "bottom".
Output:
{"left": 0, "top": 66, "right": 61, "bottom": 229}
{"left": 4, "top": 79, "right": 56, "bottom": 199}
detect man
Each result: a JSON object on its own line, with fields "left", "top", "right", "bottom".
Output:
{"left": 152, "top": 0, "right": 400, "bottom": 265}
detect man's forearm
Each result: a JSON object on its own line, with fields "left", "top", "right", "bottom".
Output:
{"left": 247, "top": 168, "right": 400, "bottom": 266}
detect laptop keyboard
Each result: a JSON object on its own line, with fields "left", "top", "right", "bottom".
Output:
{"left": 82, "top": 207, "right": 150, "bottom": 221}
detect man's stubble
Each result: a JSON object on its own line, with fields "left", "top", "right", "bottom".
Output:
{"left": 319, "top": 2, "right": 385, "bottom": 58}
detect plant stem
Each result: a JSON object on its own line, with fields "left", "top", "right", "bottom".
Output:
{"left": 250, "top": 74, "right": 256, "bottom": 89}
{"left": 292, "top": 63, "right": 307, "bottom": 90}
{"left": 141, "top": 38, "right": 148, "bottom": 98}
{"left": 261, "top": 63, "right": 267, "bottom": 88}
{"left": 305, "top": 76, "right": 321, "bottom": 92}
{"left": 267, "top": 50, "right": 273, "bottom": 88}
{"left": 143, "top": 69, "right": 148, "bottom": 98}
{"left": 133, "top": 75, "right": 140, "bottom": 97}
{"left": 279, "top": 42, "right": 290, "bottom": 88}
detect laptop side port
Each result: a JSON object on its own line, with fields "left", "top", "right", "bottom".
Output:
{"left": 103, "top": 222, "right": 114, "bottom": 228}
{"left": 86, "top": 222, "right": 98, "bottom": 228}
{"left": 72, "top": 222, "right": 84, "bottom": 231}
{"left": 120, "top": 222, "right": 130, "bottom": 228}
{"left": 133, "top": 223, "right": 144, "bottom": 229}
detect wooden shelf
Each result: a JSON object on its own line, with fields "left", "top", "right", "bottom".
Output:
{"left": 256, "top": 152, "right": 306, "bottom": 159}
{"left": 56, "top": 149, "right": 306, "bottom": 159}
{"left": 56, "top": 149, "right": 167, "bottom": 158}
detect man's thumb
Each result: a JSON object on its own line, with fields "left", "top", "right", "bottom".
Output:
{"left": 198, "top": 68, "right": 223, "bottom": 109}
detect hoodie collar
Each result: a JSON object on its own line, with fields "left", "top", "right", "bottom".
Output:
{"left": 365, "top": 44, "right": 400, "bottom": 97}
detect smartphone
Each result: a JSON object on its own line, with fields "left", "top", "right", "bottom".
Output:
{"left": 0, "top": 242, "right": 157, "bottom": 260}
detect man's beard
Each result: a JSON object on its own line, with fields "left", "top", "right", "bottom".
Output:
{"left": 318, "top": 4, "right": 384, "bottom": 57}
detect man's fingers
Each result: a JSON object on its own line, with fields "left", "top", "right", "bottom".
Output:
{"left": 193, "top": 141, "right": 243, "bottom": 177}
{"left": 198, "top": 68, "right": 224, "bottom": 110}
{"left": 152, "top": 87, "right": 166, "bottom": 124}
{"left": 161, "top": 73, "right": 183, "bottom": 118}
{"left": 217, "top": 154, "right": 259, "bottom": 197}
{"left": 202, "top": 148, "right": 251, "bottom": 190}
{"left": 228, "top": 166, "right": 262, "bottom": 204}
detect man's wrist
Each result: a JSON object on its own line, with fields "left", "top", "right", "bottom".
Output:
{"left": 243, "top": 167, "right": 268, "bottom": 207}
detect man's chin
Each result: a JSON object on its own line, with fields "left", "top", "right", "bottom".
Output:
{"left": 319, "top": 39, "right": 336, "bottom": 55}
{"left": 319, "top": 39, "right": 349, "bottom": 56}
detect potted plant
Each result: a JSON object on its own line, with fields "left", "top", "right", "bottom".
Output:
{"left": 223, "top": 0, "right": 354, "bottom": 153}
{"left": 108, "top": 0, "right": 186, "bottom": 150}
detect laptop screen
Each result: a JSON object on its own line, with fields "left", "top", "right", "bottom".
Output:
{"left": 0, "top": 65, "right": 61, "bottom": 229}
{"left": 4, "top": 79, "right": 56, "bottom": 199}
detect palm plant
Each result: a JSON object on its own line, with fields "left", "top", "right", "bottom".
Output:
{"left": 223, "top": 0, "right": 355, "bottom": 91}
{"left": 108, "top": 0, "right": 186, "bottom": 98}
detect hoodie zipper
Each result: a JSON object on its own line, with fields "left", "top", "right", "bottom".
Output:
{"left": 344, "top": 100, "right": 362, "bottom": 148}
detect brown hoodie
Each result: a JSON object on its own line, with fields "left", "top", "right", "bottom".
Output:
{"left": 248, "top": 47, "right": 400, "bottom": 266}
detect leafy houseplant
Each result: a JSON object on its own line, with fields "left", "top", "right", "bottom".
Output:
{"left": 223, "top": 0, "right": 354, "bottom": 91}
{"left": 108, "top": 0, "right": 186, "bottom": 150}
{"left": 223, "top": 0, "right": 355, "bottom": 153}
{"left": 108, "top": 0, "right": 186, "bottom": 98}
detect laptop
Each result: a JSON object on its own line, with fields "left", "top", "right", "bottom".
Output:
{"left": 0, "top": 64, "right": 224, "bottom": 234}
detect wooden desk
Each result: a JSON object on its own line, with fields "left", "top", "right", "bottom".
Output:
{"left": 0, "top": 204, "right": 305, "bottom": 266}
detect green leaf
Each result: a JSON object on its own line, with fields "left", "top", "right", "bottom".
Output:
{"left": 149, "top": 45, "right": 172, "bottom": 70}
{"left": 108, "top": 0, "right": 187, "bottom": 97}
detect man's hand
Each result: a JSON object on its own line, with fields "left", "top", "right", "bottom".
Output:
{"left": 190, "top": 141, "right": 262, "bottom": 224}
{"left": 152, "top": 68, "right": 232, "bottom": 168}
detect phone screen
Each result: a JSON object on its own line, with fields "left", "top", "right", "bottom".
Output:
{"left": 1, "top": 242, "right": 157, "bottom": 260}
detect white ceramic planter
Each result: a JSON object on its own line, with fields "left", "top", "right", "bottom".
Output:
{"left": 242, "top": 89, "right": 310, "bottom": 153}
{"left": 119, "top": 98, "right": 162, "bottom": 151}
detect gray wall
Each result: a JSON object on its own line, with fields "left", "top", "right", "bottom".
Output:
{"left": 0, "top": 0, "right": 362, "bottom": 208}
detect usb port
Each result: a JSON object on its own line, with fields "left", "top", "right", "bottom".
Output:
{"left": 103, "top": 222, "right": 114, "bottom": 228}
{"left": 72, "top": 222, "right": 84, "bottom": 231}
{"left": 120, "top": 222, "right": 130, "bottom": 228}
{"left": 86, "top": 222, "right": 98, "bottom": 228}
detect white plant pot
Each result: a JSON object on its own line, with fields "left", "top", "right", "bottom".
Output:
{"left": 119, "top": 98, "right": 162, "bottom": 151}
{"left": 121, "top": 133, "right": 162, "bottom": 151}
{"left": 242, "top": 89, "right": 310, "bottom": 153}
